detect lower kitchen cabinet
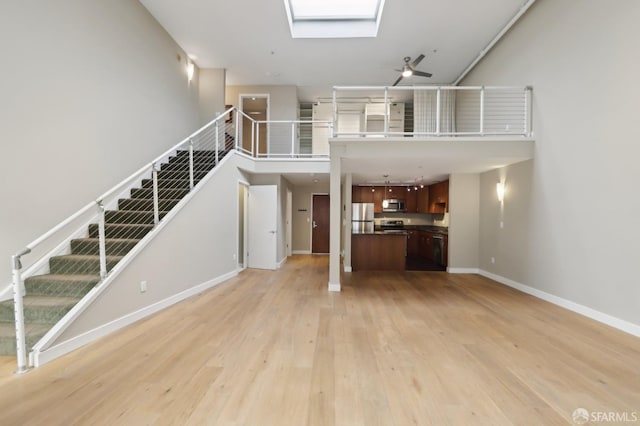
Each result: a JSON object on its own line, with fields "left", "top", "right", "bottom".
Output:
{"left": 407, "top": 230, "right": 420, "bottom": 256}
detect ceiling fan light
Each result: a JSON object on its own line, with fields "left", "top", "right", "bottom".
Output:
{"left": 401, "top": 66, "right": 412, "bottom": 77}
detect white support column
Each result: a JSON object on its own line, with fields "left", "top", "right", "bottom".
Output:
{"left": 343, "top": 173, "right": 353, "bottom": 273}
{"left": 328, "top": 148, "right": 342, "bottom": 292}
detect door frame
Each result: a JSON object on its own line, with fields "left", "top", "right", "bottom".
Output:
{"left": 237, "top": 180, "right": 250, "bottom": 270}
{"left": 286, "top": 189, "right": 292, "bottom": 257}
{"left": 310, "top": 192, "right": 330, "bottom": 254}
{"left": 239, "top": 94, "right": 270, "bottom": 156}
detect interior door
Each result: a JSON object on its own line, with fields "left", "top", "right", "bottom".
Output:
{"left": 312, "top": 194, "right": 330, "bottom": 254}
{"left": 248, "top": 185, "right": 278, "bottom": 269}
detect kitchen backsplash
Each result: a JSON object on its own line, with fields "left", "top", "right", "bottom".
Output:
{"left": 374, "top": 212, "right": 449, "bottom": 227}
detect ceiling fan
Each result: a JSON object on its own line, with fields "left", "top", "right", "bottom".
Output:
{"left": 392, "top": 54, "right": 432, "bottom": 86}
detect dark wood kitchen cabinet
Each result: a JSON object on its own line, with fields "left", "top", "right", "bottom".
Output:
{"left": 373, "top": 187, "right": 384, "bottom": 213}
{"left": 428, "top": 180, "right": 449, "bottom": 214}
{"left": 407, "top": 230, "right": 420, "bottom": 256}
{"left": 416, "top": 187, "right": 429, "bottom": 213}
{"left": 352, "top": 186, "right": 373, "bottom": 203}
{"left": 418, "top": 231, "right": 433, "bottom": 261}
{"left": 405, "top": 188, "right": 417, "bottom": 213}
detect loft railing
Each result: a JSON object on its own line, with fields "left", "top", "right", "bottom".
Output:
{"left": 331, "top": 85, "right": 533, "bottom": 138}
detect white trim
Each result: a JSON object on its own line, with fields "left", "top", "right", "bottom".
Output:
{"left": 292, "top": 250, "right": 312, "bottom": 255}
{"left": 343, "top": 265, "right": 352, "bottom": 272}
{"left": 447, "top": 267, "right": 480, "bottom": 274}
{"left": 277, "top": 257, "right": 287, "bottom": 269}
{"left": 479, "top": 270, "right": 640, "bottom": 338}
{"left": 32, "top": 270, "right": 238, "bottom": 367}
{"left": 328, "top": 282, "right": 341, "bottom": 292}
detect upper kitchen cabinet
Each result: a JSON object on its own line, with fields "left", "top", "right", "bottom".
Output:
{"left": 416, "top": 187, "right": 429, "bottom": 213}
{"left": 405, "top": 188, "right": 417, "bottom": 213}
{"left": 352, "top": 186, "right": 374, "bottom": 203}
{"left": 428, "top": 180, "right": 449, "bottom": 213}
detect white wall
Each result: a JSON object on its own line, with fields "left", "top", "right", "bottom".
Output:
{"left": 0, "top": 0, "right": 200, "bottom": 286}
{"left": 448, "top": 174, "right": 480, "bottom": 270}
{"left": 465, "top": 0, "right": 640, "bottom": 326}
{"left": 199, "top": 68, "right": 226, "bottom": 125}
{"left": 226, "top": 85, "right": 298, "bottom": 155}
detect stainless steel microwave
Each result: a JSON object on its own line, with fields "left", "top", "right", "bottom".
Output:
{"left": 382, "top": 199, "right": 406, "bottom": 212}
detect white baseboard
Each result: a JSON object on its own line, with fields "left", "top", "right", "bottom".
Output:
{"left": 447, "top": 267, "right": 480, "bottom": 274}
{"left": 479, "top": 269, "right": 640, "bottom": 338}
{"left": 328, "top": 282, "right": 341, "bottom": 292}
{"left": 292, "top": 250, "right": 311, "bottom": 255}
{"left": 343, "top": 265, "right": 352, "bottom": 272}
{"left": 32, "top": 270, "right": 238, "bottom": 367}
{"left": 277, "top": 257, "right": 287, "bottom": 269}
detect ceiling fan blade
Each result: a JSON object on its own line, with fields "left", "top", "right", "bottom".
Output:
{"left": 412, "top": 70, "right": 432, "bottom": 78}
{"left": 392, "top": 75, "right": 403, "bottom": 86}
{"left": 410, "top": 54, "right": 425, "bottom": 68}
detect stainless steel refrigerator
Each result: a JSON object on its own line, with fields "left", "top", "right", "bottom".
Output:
{"left": 352, "top": 203, "right": 374, "bottom": 234}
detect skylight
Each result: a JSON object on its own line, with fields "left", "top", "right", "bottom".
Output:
{"left": 284, "top": 0, "right": 385, "bottom": 38}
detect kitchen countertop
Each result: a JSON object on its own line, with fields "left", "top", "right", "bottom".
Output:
{"left": 352, "top": 230, "right": 408, "bottom": 235}
{"left": 370, "top": 226, "right": 448, "bottom": 235}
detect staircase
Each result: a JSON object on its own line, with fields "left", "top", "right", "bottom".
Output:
{"left": 0, "top": 146, "right": 232, "bottom": 356}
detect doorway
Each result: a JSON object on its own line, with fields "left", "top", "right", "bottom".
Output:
{"left": 311, "top": 194, "right": 330, "bottom": 254}
{"left": 248, "top": 185, "right": 278, "bottom": 270}
{"left": 239, "top": 94, "right": 269, "bottom": 156}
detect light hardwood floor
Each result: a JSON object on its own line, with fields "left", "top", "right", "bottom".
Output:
{"left": 0, "top": 255, "right": 638, "bottom": 425}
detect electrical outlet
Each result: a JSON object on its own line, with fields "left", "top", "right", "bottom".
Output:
{"left": 491, "top": 257, "right": 495, "bottom": 264}
{"left": 140, "top": 281, "right": 147, "bottom": 293}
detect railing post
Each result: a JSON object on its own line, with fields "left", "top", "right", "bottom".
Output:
{"left": 436, "top": 87, "right": 441, "bottom": 135}
{"left": 234, "top": 110, "right": 239, "bottom": 151}
{"left": 189, "top": 139, "right": 194, "bottom": 191}
{"left": 11, "top": 249, "right": 30, "bottom": 374}
{"left": 384, "top": 87, "right": 389, "bottom": 134}
{"left": 332, "top": 89, "right": 337, "bottom": 137}
{"left": 291, "top": 122, "right": 296, "bottom": 158}
{"left": 525, "top": 86, "right": 532, "bottom": 137}
{"left": 251, "top": 122, "right": 256, "bottom": 157}
{"left": 152, "top": 163, "right": 159, "bottom": 226}
{"left": 480, "top": 86, "right": 485, "bottom": 136}
{"left": 215, "top": 121, "right": 219, "bottom": 164}
{"left": 256, "top": 123, "right": 261, "bottom": 157}
{"left": 97, "top": 200, "right": 107, "bottom": 279}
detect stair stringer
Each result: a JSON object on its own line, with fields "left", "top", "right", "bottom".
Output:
{"left": 29, "top": 152, "right": 245, "bottom": 367}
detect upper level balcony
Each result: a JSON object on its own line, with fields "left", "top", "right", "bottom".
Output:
{"left": 234, "top": 85, "right": 534, "bottom": 161}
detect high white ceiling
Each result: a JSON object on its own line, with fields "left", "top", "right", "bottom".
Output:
{"left": 140, "top": 0, "right": 529, "bottom": 92}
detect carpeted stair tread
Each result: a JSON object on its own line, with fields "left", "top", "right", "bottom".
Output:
{"left": 117, "top": 198, "right": 181, "bottom": 211}
{"left": 70, "top": 237, "right": 141, "bottom": 256}
{"left": 105, "top": 210, "right": 169, "bottom": 224}
{"left": 49, "top": 254, "right": 123, "bottom": 275}
{"left": 88, "top": 223, "right": 153, "bottom": 239}
{"left": 0, "top": 296, "right": 82, "bottom": 324}
{"left": 24, "top": 274, "right": 100, "bottom": 297}
{"left": 141, "top": 179, "right": 192, "bottom": 189}
{"left": 0, "top": 323, "right": 50, "bottom": 355}
{"left": 160, "top": 162, "right": 216, "bottom": 172}
{"left": 130, "top": 188, "right": 190, "bottom": 199}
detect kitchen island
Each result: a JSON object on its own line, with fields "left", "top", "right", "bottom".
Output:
{"left": 351, "top": 232, "right": 407, "bottom": 271}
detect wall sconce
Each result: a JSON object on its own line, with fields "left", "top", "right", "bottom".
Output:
{"left": 496, "top": 182, "right": 505, "bottom": 202}
{"left": 187, "top": 61, "right": 195, "bottom": 82}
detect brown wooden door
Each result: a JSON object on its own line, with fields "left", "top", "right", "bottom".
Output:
{"left": 312, "top": 194, "right": 330, "bottom": 254}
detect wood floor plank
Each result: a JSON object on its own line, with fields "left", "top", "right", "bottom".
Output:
{"left": 0, "top": 255, "right": 639, "bottom": 425}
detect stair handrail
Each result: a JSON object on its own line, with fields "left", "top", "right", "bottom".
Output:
{"left": 10, "top": 106, "right": 236, "bottom": 373}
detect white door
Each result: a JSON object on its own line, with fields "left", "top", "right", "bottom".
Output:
{"left": 248, "top": 185, "right": 278, "bottom": 270}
